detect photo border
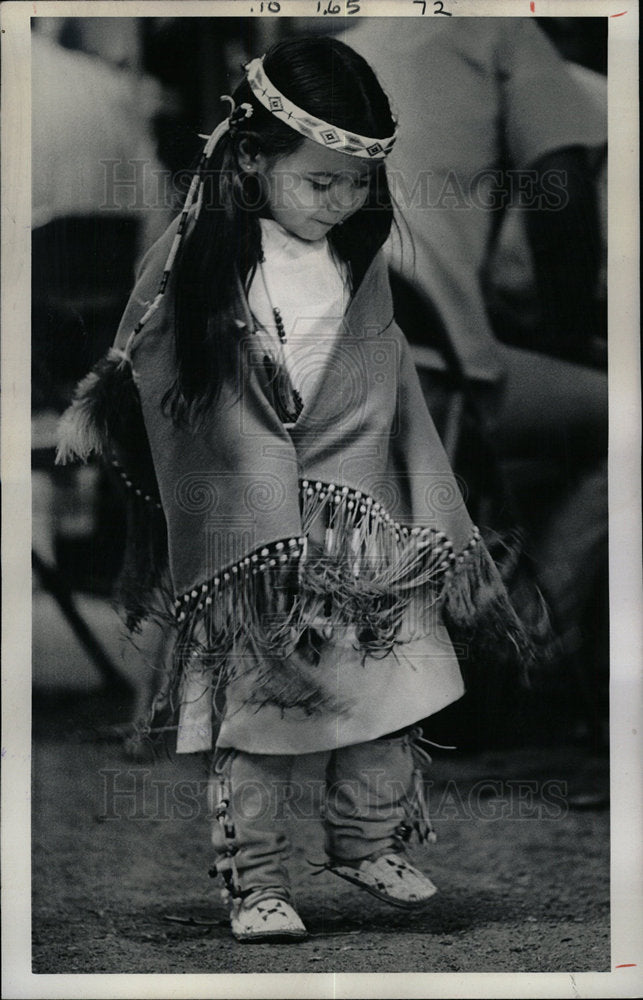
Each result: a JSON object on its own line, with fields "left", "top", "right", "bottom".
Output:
{"left": 2, "top": 1, "right": 640, "bottom": 997}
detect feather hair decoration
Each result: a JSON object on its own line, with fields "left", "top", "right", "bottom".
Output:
{"left": 55, "top": 350, "right": 141, "bottom": 465}
{"left": 56, "top": 347, "right": 168, "bottom": 631}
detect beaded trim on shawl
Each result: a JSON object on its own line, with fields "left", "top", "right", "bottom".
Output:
{"left": 175, "top": 479, "right": 464, "bottom": 626}
{"left": 167, "top": 474, "right": 514, "bottom": 722}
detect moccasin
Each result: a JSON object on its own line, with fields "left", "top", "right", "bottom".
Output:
{"left": 326, "top": 853, "right": 438, "bottom": 909}
{"left": 230, "top": 896, "right": 308, "bottom": 942}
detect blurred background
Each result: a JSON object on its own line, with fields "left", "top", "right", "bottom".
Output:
{"left": 31, "top": 15, "right": 608, "bottom": 763}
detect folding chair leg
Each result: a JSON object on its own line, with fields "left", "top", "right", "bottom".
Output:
{"left": 32, "top": 549, "right": 133, "bottom": 697}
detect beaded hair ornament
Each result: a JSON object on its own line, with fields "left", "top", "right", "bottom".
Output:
{"left": 117, "top": 95, "right": 253, "bottom": 362}
{"left": 117, "top": 58, "right": 396, "bottom": 363}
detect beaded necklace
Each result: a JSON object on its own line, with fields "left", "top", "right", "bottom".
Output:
{"left": 252, "top": 249, "right": 305, "bottom": 425}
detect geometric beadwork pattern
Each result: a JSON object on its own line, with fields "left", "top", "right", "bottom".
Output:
{"left": 246, "top": 57, "right": 397, "bottom": 159}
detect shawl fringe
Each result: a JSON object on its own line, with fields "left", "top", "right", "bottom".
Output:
{"left": 441, "top": 529, "right": 546, "bottom": 684}
{"left": 167, "top": 480, "right": 543, "bottom": 721}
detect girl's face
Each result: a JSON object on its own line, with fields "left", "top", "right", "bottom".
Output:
{"left": 252, "top": 138, "right": 377, "bottom": 242}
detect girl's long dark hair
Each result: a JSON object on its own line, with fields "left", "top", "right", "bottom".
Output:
{"left": 167, "top": 35, "right": 397, "bottom": 426}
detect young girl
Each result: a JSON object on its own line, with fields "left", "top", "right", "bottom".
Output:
{"left": 57, "top": 36, "right": 532, "bottom": 942}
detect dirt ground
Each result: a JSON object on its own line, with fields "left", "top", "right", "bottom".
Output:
{"left": 32, "top": 696, "right": 610, "bottom": 977}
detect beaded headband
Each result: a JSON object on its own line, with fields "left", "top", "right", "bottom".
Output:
{"left": 245, "top": 56, "right": 397, "bottom": 159}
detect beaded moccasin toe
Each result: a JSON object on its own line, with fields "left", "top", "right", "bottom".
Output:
{"left": 326, "top": 853, "right": 438, "bottom": 909}
{"left": 230, "top": 895, "right": 308, "bottom": 943}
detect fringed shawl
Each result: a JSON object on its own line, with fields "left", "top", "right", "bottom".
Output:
{"left": 57, "top": 218, "right": 536, "bottom": 751}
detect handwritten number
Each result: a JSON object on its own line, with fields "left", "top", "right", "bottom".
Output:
{"left": 412, "top": 0, "right": 452, "bottom": 13}
{"left": 260, "top": 1, "right": 280, "bottom": 11}
{"left": 316, "top": 0, "right": 360, "bottom": 11}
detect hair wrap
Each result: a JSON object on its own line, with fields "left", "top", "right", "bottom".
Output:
{"left": 245, "top": 56, "right": 397, "bottom": 159}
